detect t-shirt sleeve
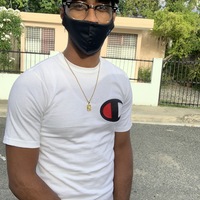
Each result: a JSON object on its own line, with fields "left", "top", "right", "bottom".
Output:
{"left": 3, "top": 70, "right": 47, "bottom": 148}
{"left": 115, "top": 75, "right": 132, "bottom": 133}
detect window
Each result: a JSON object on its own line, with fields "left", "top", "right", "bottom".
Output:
{"left": 25, "top": 27, "right": 55, "bottom": 54}
{"left": 106, "top": 33, "right": 137, "bottom": 59}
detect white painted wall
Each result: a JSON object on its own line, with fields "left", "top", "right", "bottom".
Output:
{"left": 130, "top": 58, "right": 163, "bottom": 106}
{"left": 0, "top": 58, "right": 163, "bottom": 106}
{"left": 0, "top": 73, "right": 20, "bottom": 100}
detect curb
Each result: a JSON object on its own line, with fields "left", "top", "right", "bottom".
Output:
{"left": 0, "top": 112, "right": 7, "bottom": 117}
{"left": 132, "top": 120, "right": 200, "bottom": 127}
{"left": 132, "top": 115, "right": 200, "bottom": 127}
{"left": 0, "top": 101, "right": 7, "bottom": 118}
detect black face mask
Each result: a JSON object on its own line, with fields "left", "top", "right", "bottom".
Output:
{"left": 62, "top": 13, "right": 114, "bottom": 55}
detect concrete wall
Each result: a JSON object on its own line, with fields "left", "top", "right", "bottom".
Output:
{"left": 0, "top": 74, "right": 20, "bottom": 100}
{"left": 0, "top": 58, "right": 163, "bottom": 106}
{"left": 130, "top": 58, "right": 163, "bottom": 106}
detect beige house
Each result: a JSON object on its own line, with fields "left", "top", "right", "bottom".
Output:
{"left": 18, "top": 12, "right": 165, "bottom": 78}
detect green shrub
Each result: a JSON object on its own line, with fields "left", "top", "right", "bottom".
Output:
{"left": 138, "top": 67, "right": 151, "bottom": 83}
{"left": 188, "top": 58, "right": 200, "bottom": 82}
{"left": 0, "top": 7, "right": 23, "bottom": 71}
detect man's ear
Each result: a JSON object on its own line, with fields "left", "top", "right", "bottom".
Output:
{"left": 60, "top": 7, "right": 64, "bottom": 19}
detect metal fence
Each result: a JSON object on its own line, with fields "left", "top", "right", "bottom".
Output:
{"left": 159, "top": 59, "right": 200, "bottom": 107}
{"left": 103, "top": 57, "right": 153, "bottom": 82}
{"left": 0, "top": 50, "right": 50, "bottom": 73}
{"left": 0, "top": 50, "right": 153, "bottom": 82}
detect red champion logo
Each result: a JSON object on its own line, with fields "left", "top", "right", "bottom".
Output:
{"left": 100, "top": 99, "right": 122, "bottom": 122}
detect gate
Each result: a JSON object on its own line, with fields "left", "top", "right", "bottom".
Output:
{"left": 159, "top": 59, "right": 200, "bottom": 107}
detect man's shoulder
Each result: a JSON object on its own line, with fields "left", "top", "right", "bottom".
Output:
{"left": 32, "top": 52, "right": 63, "bottom": 71}
{"left": 20, "top": 52, "right": 64, "bottom": 79}
{"left": 14, "top": 53, "right": 63, "bottom": 86}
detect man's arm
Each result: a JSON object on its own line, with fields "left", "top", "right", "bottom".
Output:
{"left": 113, "top": 130, "right": 133, "bottom": 200}
{"left": 6, "top": 145, "right": 61, "bottom": 200}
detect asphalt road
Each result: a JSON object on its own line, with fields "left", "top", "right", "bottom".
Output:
{"left": 0, "top": 118, "right": 200, "bottom": 200}
{"left": 131, "top": 123, "right": 200, "bottom": 200}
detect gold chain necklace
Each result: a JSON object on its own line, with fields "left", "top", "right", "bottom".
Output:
{"left": 64, "top": 56, "right": 100, "bottom": 111}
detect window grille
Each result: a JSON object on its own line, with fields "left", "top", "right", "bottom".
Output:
{"left": 25, "top": 27, "right": 55, "bottom": 54}
{"left": 106, "top": 33, "right": 137, "bottom": 59}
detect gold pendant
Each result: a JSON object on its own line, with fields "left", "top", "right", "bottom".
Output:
{"left": 87, "top": 103, "right": 91, "bottom": 111}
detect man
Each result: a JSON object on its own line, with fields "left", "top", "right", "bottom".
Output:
{"left": 3, "top": 0, "right": 133, "bottom": 199}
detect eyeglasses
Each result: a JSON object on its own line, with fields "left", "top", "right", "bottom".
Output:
{"left": 63, "top": 1, "right": 118, "bottom": 24}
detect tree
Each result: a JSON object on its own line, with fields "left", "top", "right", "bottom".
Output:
{"left": 0, "top": 7, "right": 23, "bottom": 49}
{"left": 0, "top": 6, "right": 24, "bottom": 71}
{"left": 119, "top": 0, "right": 160, "bottom": 17}
{"left": 0, "top": 0, "right": 61, "bottom": 13}
{"left": 165, "top": 0, "right": 199, "bottom": 12}
{"left": 0, "top": 0, "right": 6, "bottom": 6}
{"left": 153, "top": 9, "right": 200, "bottom": 58}
{"left": 28, "top": 0, "right": 61, "bottom": 14}
{"left": 119, "top": 0, "right": 199, "bottom": 18}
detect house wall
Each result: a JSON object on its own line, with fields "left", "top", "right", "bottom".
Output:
{"left": 140, "top": 32, "right": 166, "bottom": 60}
{"left": 20, "top": 12, "right": 165, "bottom": 59}
{"left": 20, "top": 12, "right": 68, "bottom": 52}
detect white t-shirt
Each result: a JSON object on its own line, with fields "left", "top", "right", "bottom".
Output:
{"left": 3, "top": 53, "right": 132, "bottom": 200}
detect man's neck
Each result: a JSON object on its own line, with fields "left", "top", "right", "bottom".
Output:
{"left": 63, "top": 44, "right": 101, "bottom": 68}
